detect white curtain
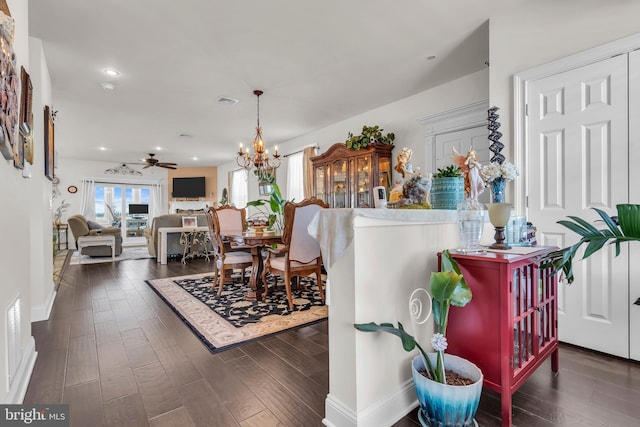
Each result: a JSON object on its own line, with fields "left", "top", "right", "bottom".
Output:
{"left": 287, "top": 151, "right": 305, "bottom": 202}
{"left": 230, "top": 169, "right": 248, "bottom": 208}
{"left": 149, "top": 184, "right": 163, "bottom": 218}
{"left": 80, "top": 179, "right": 96, "bottom": 220}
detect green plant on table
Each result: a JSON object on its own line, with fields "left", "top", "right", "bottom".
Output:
{"left": 246, "top": 182, "right": 289, "bottom": 231}
{"left": 433, "top": 165, "right": 462, "bottom": 179}
{"left": 354, "top": 250, "right": 471, "bottom": 383}
{"left": 541, "top": 204, "right": 640, "bottom": 306}
{"left": 345, "top": 125, "right": 395, "bottom": 150}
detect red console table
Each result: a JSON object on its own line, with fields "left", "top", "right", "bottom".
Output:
{"left": 442, "top": 247, "right": 559, "bottom": 427}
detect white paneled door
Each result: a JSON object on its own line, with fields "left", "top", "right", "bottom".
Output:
{"left": 527, "top": 54, "right": 630, "bottom": 357}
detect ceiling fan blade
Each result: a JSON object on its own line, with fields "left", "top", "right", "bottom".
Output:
{"left": 157, "top": 162, "right": 177, "bottom": 166}
{"left": 158, "top": 164, "right": 177, "bottom": 169}
{"left": 143, "top": 164, "right": 152, "bottom": 169}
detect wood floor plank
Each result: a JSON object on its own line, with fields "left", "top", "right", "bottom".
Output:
{"left": 239, "top": 409, "right": 283, "bottom": 427}
{"left": 23, "top": 348, "right": 67, "bottom": 404}
{"left": 120, "top": 327, "right": 149, "bottom": 348}
{"left": 132, "top": 361, "right": 182, "bottom": 418}
{"left": 186, "top": 347, "right": 265, "bottom": 422}
{"left": 97, "top": 339, "right": 138, "bottom": 402}
{"left": 241, "top": 341, "right": 326, "bottom": 416}
{"left": 63, "top": 380, "right": 104, "bottom": 427}
{"left": 125, "top": 343, "right": 159, "bottom": 369}
{"left": 94, "top": 320, "right": 122, "bottom": 345}
{"left": 103, "top": 394, "right": 150, "bottom": 427}
{"left": 69, "top": 309, "right": 94, "bottom": 338}
{"left": 225, "top": 353, "right": 320, "bottom": 425}
{"left": 149, "top": 406, "right": 195, "bottom": 427}
{"left": 155, "top": 345, "right": 202, "bottom": 388}
{"left": 65, "top": 334, "right": 99, "bottom": 387}
{"left": 179, "top": 379, "right": 241, "bottom": 427}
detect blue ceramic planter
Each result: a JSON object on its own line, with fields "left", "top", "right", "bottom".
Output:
{"left": 412, "top": 354, "right": 483, "bottom": 427}
{"left": 431, "top": 177, "right": 464, "bottom": 210}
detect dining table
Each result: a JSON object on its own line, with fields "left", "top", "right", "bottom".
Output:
{"left": 221, "top": 230, "right": 284, "bottom": 301}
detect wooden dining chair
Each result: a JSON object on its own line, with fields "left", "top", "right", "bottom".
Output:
{"left": 261, "top": 197, "right": 328, "bottom": 310}
{"left": 215, "top": 204, "right": 251, "bottom": 252}
{"left": 205, "top": 207, "right": 252, "bottom": 296}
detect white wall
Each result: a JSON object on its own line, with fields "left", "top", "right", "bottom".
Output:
{"left": 218, "top": 69, "right": 490, "bottom": 207}
{"left": 489, "top": 0, "right": 640, "bottom": 204}
{"left": 0, "top": 0, "right": 39, "bottom": 403}
{"left": 55, "top": 158, "right": 169, "bottom": 224}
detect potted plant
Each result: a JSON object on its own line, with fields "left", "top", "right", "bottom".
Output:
{"left": 355, "top": 250, "right": 483, "bottom": 427}
{"left": 345, "top": 125, "right": 395, "bottom": 150}
{"left": 431, "top": 165, "right": 464, "bottom": 210}
{"left": 246, "top": 182, "right": 288, "bottom": 231}
{"left": 542, "top": 204, "right": 640, "bottom": 306}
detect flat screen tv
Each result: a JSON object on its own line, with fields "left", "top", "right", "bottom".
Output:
{"left": 172, "top": 176, "right": 206, "bottom": 198}
{"left": 128, "top": 204, "right": 149, "bottom": 214}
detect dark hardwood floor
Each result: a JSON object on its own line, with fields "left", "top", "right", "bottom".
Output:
{"left": 25, "top": 257, "right": 640, "bottom": 426}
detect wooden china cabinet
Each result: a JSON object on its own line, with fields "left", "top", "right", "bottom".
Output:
{"left": 311, "top": 143, "right": 393, "bottom": 208}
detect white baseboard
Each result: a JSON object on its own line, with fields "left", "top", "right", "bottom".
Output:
{"left": 6, "top": 337, "right": 37, "bottom": 403}
{"left": 31, "top": 284, "right": 56, "bottom": 322}
{"left": 323, "top": 379, "right": 418, "bottom": 427}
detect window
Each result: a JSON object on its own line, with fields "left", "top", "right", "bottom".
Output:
{"left": 230, "top": 169, "right": 248, "bottom": 208}
{"left": 286, "top": 151, "right": 305, "bottom": 202}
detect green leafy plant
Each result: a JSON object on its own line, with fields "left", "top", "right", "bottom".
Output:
{"left": 541, "top": 204, "right": 640, "bottom": 306}
{"left": 246, "top": 182, "right": 289, "bottom": 231}
{"left": 345, "top": 125, "right": 395, "bottom": 150}
{"left": 433, "top": 165, "right": 462, "bottom": 179}
{"left": 354, "top": 250, "right": 471, "bottom": 383}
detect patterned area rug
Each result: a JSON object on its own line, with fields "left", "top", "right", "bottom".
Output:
{"left": 146, "top": 272, "right": 327, "bottom": 353}
{"left": 69, "top": 246, "right": 153, "bottom": 265}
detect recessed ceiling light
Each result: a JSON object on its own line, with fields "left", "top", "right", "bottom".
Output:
{"left": 217, "top": 96, "right": 239, "bottom": 106}
{"left": 192, "top": 157, "right": 198, "bottom": 161}
{"left": 103, "top": 68, "right": 120, "bottom": 77}
{"left": 99, "top": 147, "right": 107, "bottom": 151}
{"left": 101, "top": 82, "right": 115, "bottom": 90}
{"left": 155, "top": 146, "right": 162, "bottom": 150}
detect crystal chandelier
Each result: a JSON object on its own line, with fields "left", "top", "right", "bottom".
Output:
{"left": 236, "top": 90, "right": 281, "bottom": 179}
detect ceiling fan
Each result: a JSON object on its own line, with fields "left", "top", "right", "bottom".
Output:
{"left": 136, "top": 153, "right": 178, "bottom": 170}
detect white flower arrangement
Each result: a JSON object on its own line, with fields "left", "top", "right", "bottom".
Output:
{"left": 481, "top": 161, "right": 519, "bottom": 182}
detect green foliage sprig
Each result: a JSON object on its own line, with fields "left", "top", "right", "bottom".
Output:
{"left": 345, "top": 125, "right": 395, "bottom": 150}
{"left": 433, "top": 165, "right": 462, "bottom": 178}
{"left": 542, "top": 204, "right": 640, "bottom": 310}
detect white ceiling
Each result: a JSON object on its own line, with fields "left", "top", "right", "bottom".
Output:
{"left": 28, "top": 0, "right": 490, "bottom": 168}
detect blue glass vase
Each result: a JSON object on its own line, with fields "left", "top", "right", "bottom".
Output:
{"left": 490, "top": 178, "right": 506, "bottom": 203}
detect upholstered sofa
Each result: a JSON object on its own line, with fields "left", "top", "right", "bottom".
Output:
{"left": 67, "top": 214, "right": 123, "bottom": 257}
{"left": 144, "top": 213, "right": 208, "bottom": 258}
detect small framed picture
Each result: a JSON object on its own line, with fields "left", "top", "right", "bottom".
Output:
{"left": 182, "top": 216, "right": 197, "bottom": 228}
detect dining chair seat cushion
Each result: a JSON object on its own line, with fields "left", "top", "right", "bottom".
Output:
{"left": 269, "top": 256, "right": 318, "bottom": 271}
{"left": 224, "top": 252, "right": 253, "bottom": 264}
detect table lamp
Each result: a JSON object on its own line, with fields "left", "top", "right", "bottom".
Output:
{"left": 488, "top": 203, "right": 512, "bottom": 250}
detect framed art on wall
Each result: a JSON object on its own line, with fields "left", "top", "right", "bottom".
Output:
{"left": 44, "top": 105, "right": 55, "bottom": 180}
{"left": 19, "top": 66, "right": 33, "bottom": 166}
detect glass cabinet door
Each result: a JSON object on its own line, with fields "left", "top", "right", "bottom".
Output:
{"left": 356, "top": 156, "right": 371, "bottom": 207}
{"left": 333, "top": 160, "right": 347, "bottom": 208}
{"left": 378, "top": 156, "right": 391, "bottom": 195}
{"left": 315, "top": 165, "right": 326, "bottom": 204}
